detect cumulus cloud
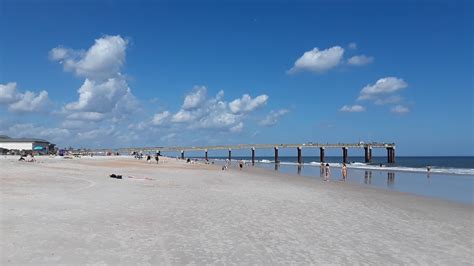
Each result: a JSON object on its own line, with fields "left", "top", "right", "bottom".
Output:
{"left": 358, "top": 77, "right": 408, "bottom": 100}
{"left": 50, "top": 35, "right": 127, "bottom": 80}
{"left": 338, "top": 77, "right": 411, "bottom": 114}
{"left": 229, "top": 94, "right": 268, "bottom": 114}
{"left": 64, "top": 78, "right": 129, "bottom": 113}
{"left": 182, "top": 86, "right": 207, "bottom": 110}
{"left": 151, "top": 111, "right": 170, "bottom": 126}
{"left": 259, "top": 109, "right": 289, "bottom": 126}
{"left": 170, "top": 87, "right": 268, "bottom": 132}
{"left": 8, "top": 91, "right": 50, "bottom": 112}
{"left": 340, "top": 105, "right": 365, "bottom": 112}
{"left": 0, "top": 82, "right": 18, "bottom": 104}
{"left": 51, "top": 35, "right": 137, "bottom": 123}
{"left": 391, "top": 105, "right": 410, "bottom": 114}
{"left": 230, "top": 122, "right": 244, "bottom": 133}
{"left": 288, "top": 46, "right": 344, "bottom": 73}
{"left": 0, "top": 82, "right": 51, "bottom": 113}
{"left": 348, "top": 55, "right": 374, "bottom": 66}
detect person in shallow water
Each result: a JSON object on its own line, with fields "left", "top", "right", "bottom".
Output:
{"left": 324, "top": 163, "right": 330, "bottom": 181}
{"left": 342, "top": 163, "right": 348, "bottom": 180}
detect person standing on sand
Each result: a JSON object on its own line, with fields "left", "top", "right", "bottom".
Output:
{"left": 325, "top": 163, "right": 330, "bottom": 181}
{"left": 342, "top": 163, "right": 348, "bottom": 180}
{"left": 155, "top": 153, "right": 159, "bottom": 164}
{"left": 146, "top": 155, "right": 151, "bottom": 163}
{"left": 320, "top": 162, "right": 325, "bottom": 177}
{"left": 239, "top": 160, "right": 244, "bottom": 170}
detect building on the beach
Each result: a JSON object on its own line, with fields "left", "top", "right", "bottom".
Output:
{"left": 0, "top": 135, "right": 53, "bottom": 154}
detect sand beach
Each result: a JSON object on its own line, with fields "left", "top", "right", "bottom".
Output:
{"left": 0, "top": 156, "right": 472, "bottom": 264}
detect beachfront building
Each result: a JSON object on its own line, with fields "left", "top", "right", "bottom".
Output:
{"left": 0, "top": 135, "right": 53, "bottom": 154}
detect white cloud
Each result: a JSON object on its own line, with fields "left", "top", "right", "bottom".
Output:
{"left": 348, "top": 42, "right": 357, "bottom": 50}
{"left": 0, "top": 82, "right": 18, "bottom": 104}
{"left": 182, "top": 86, "right": 207, "bottom": 110}
{"left": 151, "top": 111, "right": 170, "bottom": 126}
{"left": 0, "top": 82, "right": 51, "bottom": 113}
{"left": 64, "top": 77, "right": 129, "bottom": 113}
{"left": 259, "top": 109, "right": 289, "bottom": 126}
{"left": 66, "top": 111, "right": 106, "bottom": 121}
{"left": 374, "top": 95, "right": 402, "bottom": 105}
{"left": 51, "top": 35, "right": 138, "bottom": 124}
{"left": 170, "top": 87, "right": 267, "bottom": 133}
{"left": 172, "top": 109, "right": 194, "bottom": 123}
{"left": 230, "top": 122, "right": 244, "bottom": 133}
{"left": 391, "top": 105, "right": 410, "bottom": 114}
{"left": 340, "top": 105, "right": 366, "bottom": 112}
{"left": 288, "top": 46, "right": 344, "bottom": 73}
{"left": 358, "top": 77, "right": 408, "bottom": 100}
{"left": 50, "top": 35, "right": 127, "bottom": 80}
{"left": 229, "top": 94, "right": 268, "bottom": 114}
{"left": 348, "top": 55, "right": 374, "bottom": 66}
{"left": 8, "top": 90, "right": 50, "bottom": 112}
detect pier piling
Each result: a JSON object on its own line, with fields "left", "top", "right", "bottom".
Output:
{"left": 320, "top": 147, "right": 325, "bottom": 162}
{"left": 342, "top": 147, "right": 348, "bottom": 163}
{"left": 251, "top": 147, "right": 255, "bottom": 165}
{"left": 181, "top": 150, "right": 184, "bottom": 160}
{"left": 228, "top": 148, "right": 232, "bottom": 161}
{"left": 297, "top": 147, "right": 302, "bottom": 164}
{"left": 364, "top": 146, "right": 372, "bottom": 163}
{"left": 274, "top": 146, "right": 279, "bottom": 164}
{"left": 205, "top": 149, "right": 208, "bottom": 161}
{"left": 387, "top": 147, "right": 395, "bottom": 163}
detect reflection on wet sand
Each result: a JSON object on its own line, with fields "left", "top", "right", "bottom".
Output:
{"left": 364, "top": 170, "right": 372, "bottom": 184}
{"left": 387, "top": 172, "right": 396, "bottom": 187}
{"left": 297, "top": 165, "right": 302, "bottom": 175}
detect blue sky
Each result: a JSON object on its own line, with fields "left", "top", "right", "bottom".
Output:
{"left": 0, "top": 0, "right": 472, "bottom": 155}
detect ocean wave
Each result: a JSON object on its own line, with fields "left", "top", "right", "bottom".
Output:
{"left": 303, "top": 161, "right": 474, "bottom": 175}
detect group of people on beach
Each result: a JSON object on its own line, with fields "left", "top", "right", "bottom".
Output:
{"left": 320, "top": 162, "right": 348, "bottom": 181}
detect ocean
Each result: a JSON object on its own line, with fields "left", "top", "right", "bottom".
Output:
{"left": 197, "top": 156, "right": 474, "bottom": 204}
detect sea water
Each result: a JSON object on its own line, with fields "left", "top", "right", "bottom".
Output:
{"left": 205, "top": 156, "right": 474, "bottom": 204}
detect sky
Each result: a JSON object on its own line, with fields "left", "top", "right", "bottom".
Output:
{"left": 0, "top": 0, "right": 473, "bottom": 156}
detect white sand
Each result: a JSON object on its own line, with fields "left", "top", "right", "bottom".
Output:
{"left": 0, "top": 156, "right": 472, "bottom": 264}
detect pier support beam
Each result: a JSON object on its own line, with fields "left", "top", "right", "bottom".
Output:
{"left": 364, "top": 146, "right": 372, "bottom": 163}
{"left": 297, "top": 146, "right": 302, "bottom": 164}
{"left": 251, "top": 147, "right": 255, "bottom": 165}
{"left": 387, "top": 147, "right": 395, "bottom": 163}
{"left": 320, "top": 147, "right": 325, "bottom": 162}
{"left": 205, "top": 149, "right": 208, "bottom": 161}
{"left": 274, "top": 146, "right": 279, "bottom": 164}
{"left": 228, "top": 149, "right": 232, "bottom": 161}
{"left": 181, "top": 150, "right": 184, "bottom": 160}
{"left": 342, "top": 147, "right": 348, "bottom": 163}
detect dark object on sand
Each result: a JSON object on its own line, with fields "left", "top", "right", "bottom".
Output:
{"left": 109, "top": 174, "right": 122, "bottom": 179}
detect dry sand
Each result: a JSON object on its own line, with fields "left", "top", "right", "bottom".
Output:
{"left": 0, "top": 156, "right": 472, "bottom": 264}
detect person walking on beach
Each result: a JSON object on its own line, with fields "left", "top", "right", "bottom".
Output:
{"left": 155, "top": 153, "right": 159, "bottom": 164}
{"left": 342, "top": 163, "right": 348, "bottom": 181}
{"left": 324, "top": 163, "right": 330, "bottom": 181}
{"left": 320, "top": 162, "right": 325, "bottom": 177}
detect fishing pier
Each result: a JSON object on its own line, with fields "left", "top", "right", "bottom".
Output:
{"left": 96, "top": 142, "right": 396, "bottom": 164}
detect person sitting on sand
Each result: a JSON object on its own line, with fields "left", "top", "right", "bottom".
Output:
{"left": 146, "top": 155, "right": 151, "bottom": 163}
{"left": 18, "top": 156, "right": 25, "bottom": 161}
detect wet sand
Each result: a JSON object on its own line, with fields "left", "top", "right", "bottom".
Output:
{"left": 0, "top": 156, "right": 472, "bottom": 264}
